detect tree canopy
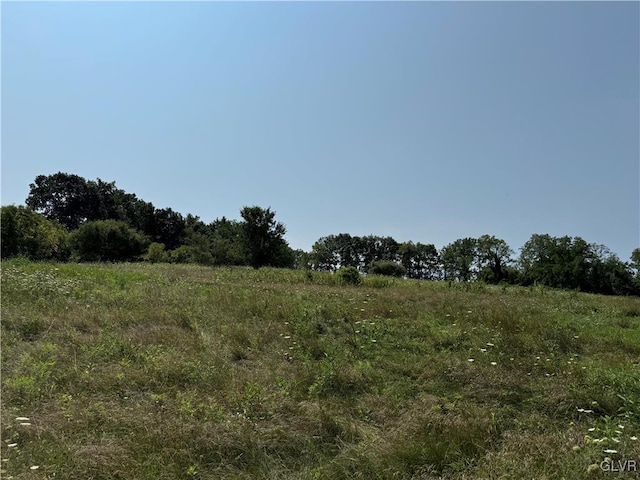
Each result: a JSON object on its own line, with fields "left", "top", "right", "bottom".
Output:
{"left": 2, "top": 172, "right": 638, "bottom": 296}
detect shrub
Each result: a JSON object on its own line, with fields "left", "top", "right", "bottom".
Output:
{"left": 336, "top": 266, "right": 362, "bottom": 286}
{"left": 144, "top": 242, "right": 168, "bottom": 263}
{"left": 1, "top": 205, "right": 70, "bottom": 260}
{"left": 368, "top": 260, "right": 406, "bottom": 277}
{"left": 70, "top": 220, "right": 149, "bottom": 262}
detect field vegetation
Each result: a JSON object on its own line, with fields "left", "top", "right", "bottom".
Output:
{"left": 2, "top": 260, "right": 640, "bottom": 479}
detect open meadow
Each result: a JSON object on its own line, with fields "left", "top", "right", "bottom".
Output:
{"left": 1, "top": 260, "right": 639, "bottom": 479}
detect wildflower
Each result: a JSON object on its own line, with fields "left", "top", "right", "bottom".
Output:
{"left": 587, "top": 464, "right": 600, "bottom": 474}
{"left": 604, "top": 449, "right": 618, "bottom": 454}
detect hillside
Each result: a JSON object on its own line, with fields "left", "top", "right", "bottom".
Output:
{"left": 1, "top": 261, "right": 639, "bottom": 479}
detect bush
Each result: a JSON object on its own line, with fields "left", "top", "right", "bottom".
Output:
{"left": 1, "top": 205, "right": 70, "bottom": 260}
{"left": 70, "top": 220, "right": 149, "bottom": 262}
{"left": 368, "top": 260, "right": 406, "bottom": 277}
{"left": 336, "top": 266, "right": 362, "bottom": 286}
{"left": 144, "top": 242, "right": 168, "bottom": 263}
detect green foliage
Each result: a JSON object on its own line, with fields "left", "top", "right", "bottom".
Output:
{"left": 369, "top": 260, "right": 407, "bottom": 277}
{"left": 25, "top": 172, "right": 186, "bottom": 248}
{"left": 1, "top": 205, "right": 70, "bottom": 260}
{"left": 144, "top": 242, "right": 168, "bottom": 263}
{"left": 475, "top": 234, "right": 514, "bottom": 284}
{"left": 441, "top": 237, "right": 478, "bottom": 282}
{"left": 398, "top": 241, "right": 440, "bottom": 279}
{"left": 70, "top": 220, "right": 149, "bottom": 262}
{"left": 240, "top": 206, "right": 293, "bottom": 268}
{"left": 336, "top": 266, "right": 362, "bottom": 285}
{"left": 519, "top": 234, "right": 637, "bottom": 295}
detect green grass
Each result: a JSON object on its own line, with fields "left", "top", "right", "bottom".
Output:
{"left": 2, "top": 260, "right": 639, "bottom": 479}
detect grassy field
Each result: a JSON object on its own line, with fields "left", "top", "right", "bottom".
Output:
{"left": 1, "top": 260, "right": 639, "bottom": 479}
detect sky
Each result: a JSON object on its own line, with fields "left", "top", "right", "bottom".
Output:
{"left": 2, "top": 1, "right": 639, "bottom": 259}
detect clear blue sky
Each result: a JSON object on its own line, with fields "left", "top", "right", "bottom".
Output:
{"left": 2, "top": 1, "right": 638, "bottom": 260}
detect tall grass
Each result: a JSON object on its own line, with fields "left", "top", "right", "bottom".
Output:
{"left": 2, "top": 260, "right": 639, "bottom": 479}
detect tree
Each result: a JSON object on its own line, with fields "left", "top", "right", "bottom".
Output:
{"left": 518, "top": 234, "right": 621, "bottom": 292}
{"left": 209, "top": 217, "right": 248, "bottom": 266}
{"left": 399, "top": 241, "right": 440, "bottom": 280}
{"left": 1, "top": 205, "right": 70, "bottom": 260}
{"left": 441, "top": 238, "right": 478, "bottom": 282}
{"left": 358, "top": 235, "right": 400, "bottom": 272}
{"left": 240, "top": 206, "right": 291, "bottom": 268}
{"left": 26, "top": 173, "right": 96, "bottom": 230}
{"left": 310, "top": 235, "right": 341, "bottom": 271}
{"left": 475, "top": 235, "right": 513, "bottom": 284}
{"left": 70, "top": 220, "right": 149, "bottom": 262}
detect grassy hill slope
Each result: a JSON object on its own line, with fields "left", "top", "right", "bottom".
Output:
{"left": 2, "top": 261, "right": 639, "bottom": 479}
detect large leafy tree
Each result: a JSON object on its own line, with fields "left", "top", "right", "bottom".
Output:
{"left": 475, "top": 235, "right": 513, "bottom": 284}
{"left": 441, "top": 238, "right": 478, "bottom": 282}
{"left": 398, "top": 241, "right": 440, "bottom": 280}
{"left": 240, "top": 206, "right": 292, "bottom": 268}
{"left": 310, "top": 235, "right": 341, "bottom": 271}
{"left": 519, "top": 234, "right": 610, "bottom": 291}
{"left": 26, "top": 173, "right": 97, "bottom": 230}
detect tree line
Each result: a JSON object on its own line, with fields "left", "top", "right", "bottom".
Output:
{"left": 2, "top": 172, "right": 639, "bottom": 296}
